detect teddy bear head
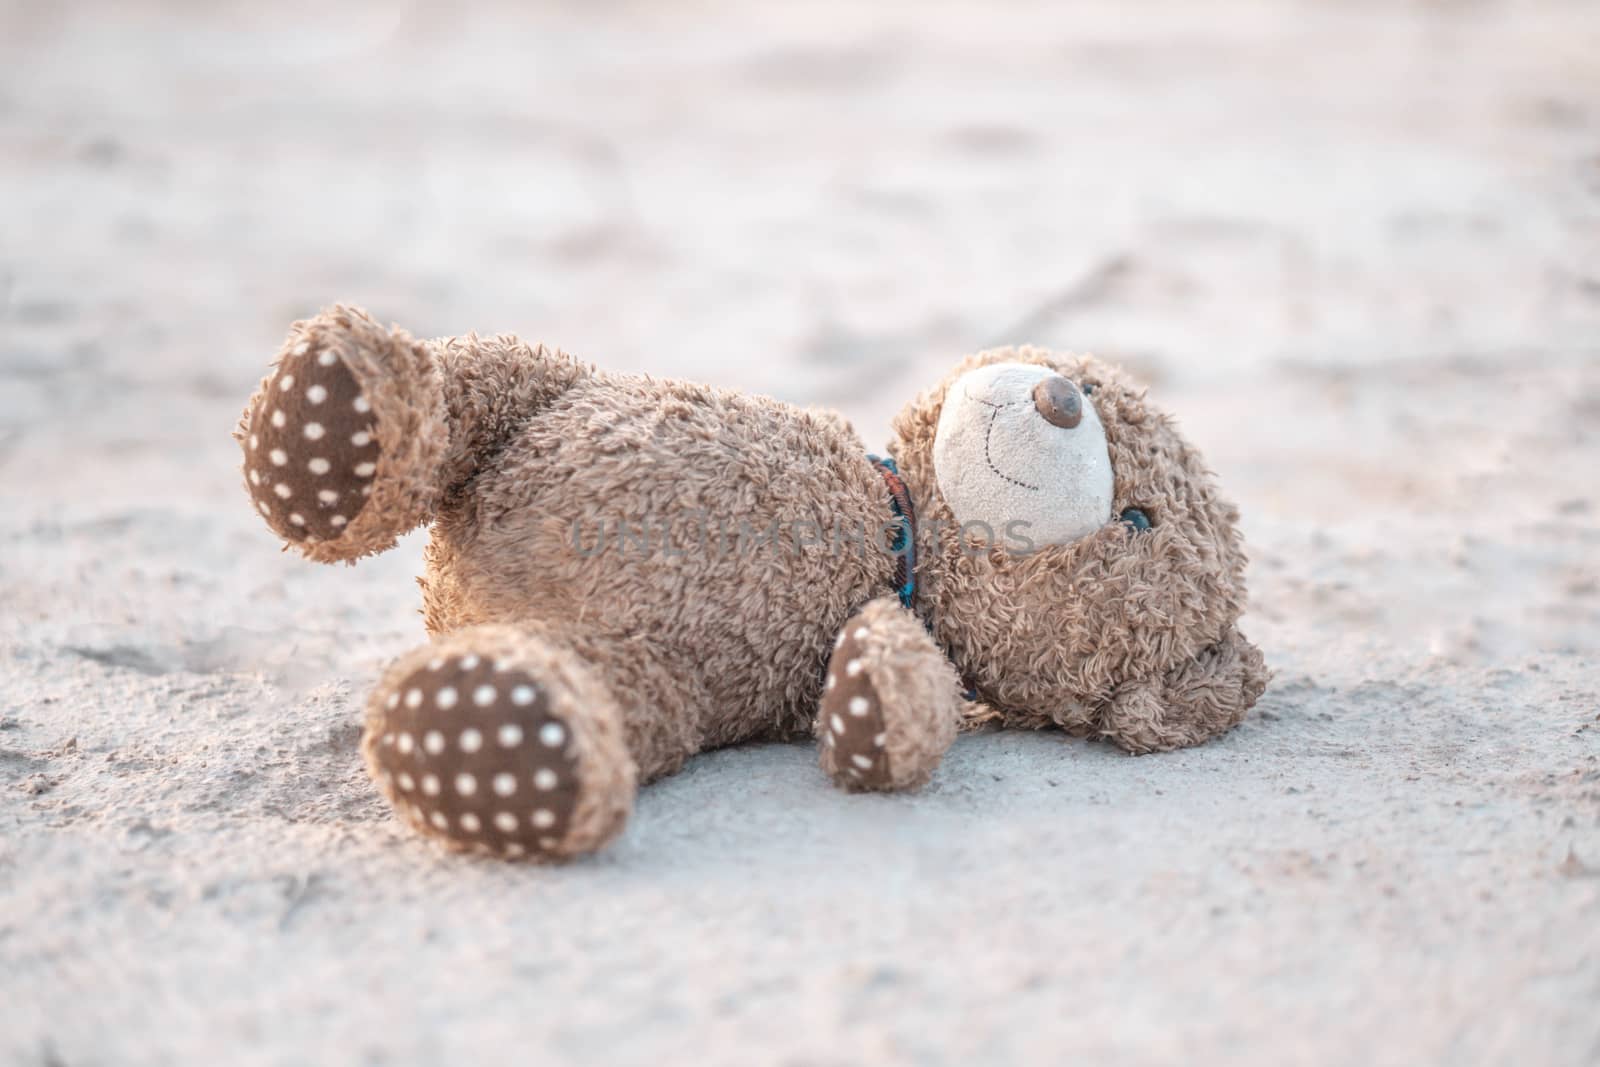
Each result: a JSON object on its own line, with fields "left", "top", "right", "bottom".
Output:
{"left": 888, "top": 348, "right": 1250, "bottom": 729}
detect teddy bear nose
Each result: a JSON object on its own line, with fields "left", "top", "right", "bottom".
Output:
{"left": 1032, "top": 376, "right": 1083, "bottom": 429}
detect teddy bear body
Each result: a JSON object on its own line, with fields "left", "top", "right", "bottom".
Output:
{"left": 420, "top": 366, "right": 897, "bottom": 755}
{"left": 236, "top": 306, "right": 1267, "bottom": 861}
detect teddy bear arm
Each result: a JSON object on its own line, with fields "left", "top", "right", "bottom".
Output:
{"left": 1095, "top": 627, "right": 1270, "bottom": 754}
{"left": 816, "top": 596, "right": 964, "bottom": 791}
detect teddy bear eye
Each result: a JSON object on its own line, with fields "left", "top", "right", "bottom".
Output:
{"left": 1080, "top": 383, "right": 1095, "bottom": 395}
{"left": 1120, "top": 507, "right": 1152, "bottom": 531}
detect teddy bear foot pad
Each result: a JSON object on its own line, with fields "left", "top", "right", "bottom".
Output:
{"left": 362, "top": 634, "right": 637, "bottom": 861}
{"left": 820, "top": 625, "right": 894, "bottom": 788}
{"left": 368, "top": 655, "right": 581, "bottom": 858}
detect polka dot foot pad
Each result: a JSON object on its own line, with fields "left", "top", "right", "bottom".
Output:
{"left": 241, "top": 335, "right": 380, "bottom": 544}
{"left": 369, "top": 654, "right": 581, "bottom": 859}
{"left": 820, "top": 625, "right": 892, "bottom": 789}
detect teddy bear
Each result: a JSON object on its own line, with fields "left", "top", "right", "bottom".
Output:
{"left": 235, "top": 305, "right": 1268, "bottom": 861}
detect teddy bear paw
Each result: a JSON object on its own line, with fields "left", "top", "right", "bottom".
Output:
{"left": 363, "top": 644, "right": 635, "bottom": 861}
{"left": 816, "top": 599, "right": 962, "bottom": 792}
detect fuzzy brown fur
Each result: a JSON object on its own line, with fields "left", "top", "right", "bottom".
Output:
{"left": 890, "top": 347, "right": 1270, "bottom": 752}
{"left": 236, "top": 307, "right": 1268, "bottom": 861}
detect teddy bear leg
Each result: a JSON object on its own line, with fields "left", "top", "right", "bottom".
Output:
{"left": 1095, "top": 627, "right": 1270, "bottom": 754}
{"left": 236, "top": 305, "right": 450, "bottom": 563}
{"left": 361, "top": 623, "right": 638, "bottom": 861}
{"left": 236, "top": 305, "right": 589, "bottom": 564}
{"left": 817, "top": 596, "right": 964, "bottom": 792}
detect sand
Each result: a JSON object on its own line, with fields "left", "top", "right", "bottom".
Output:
{"left": 2, "top": 2, "right": 1598, "bottom": 1064}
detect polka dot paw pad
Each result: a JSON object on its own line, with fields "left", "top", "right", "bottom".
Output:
{"left": 241, "top": 338, "right": 379, "bottom": 542}
{"left": 370, "top": 655, "right": 581, "bottom": 858}
{"left": 821, "top": 626, "right": 892, "bottom": 788}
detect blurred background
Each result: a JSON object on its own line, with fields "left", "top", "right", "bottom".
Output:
{"left": 4, "top": 1, "right": 1598, "bottom": 652}
{"left": 2, "top": 2, "right": 1598, "bottom": 1064}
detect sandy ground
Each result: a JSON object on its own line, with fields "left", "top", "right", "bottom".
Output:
{"left": 2, "top": 2, "right": 1599, "bottom": 1064}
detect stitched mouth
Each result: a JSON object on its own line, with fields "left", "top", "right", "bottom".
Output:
{"left": 983, "top": 409, "right": 1040, "bottom": 492}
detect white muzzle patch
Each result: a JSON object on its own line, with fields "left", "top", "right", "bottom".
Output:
{"left": 932, "top": 362, "right": 1115, "bottom": 549}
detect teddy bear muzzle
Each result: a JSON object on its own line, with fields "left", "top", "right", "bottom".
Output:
{"left": 932, "top": 360, "right": 1116, "bottom": 548}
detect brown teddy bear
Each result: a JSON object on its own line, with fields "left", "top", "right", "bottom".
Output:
{"left": 235, "top": 305, "right": 1268, "bottom": 861}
